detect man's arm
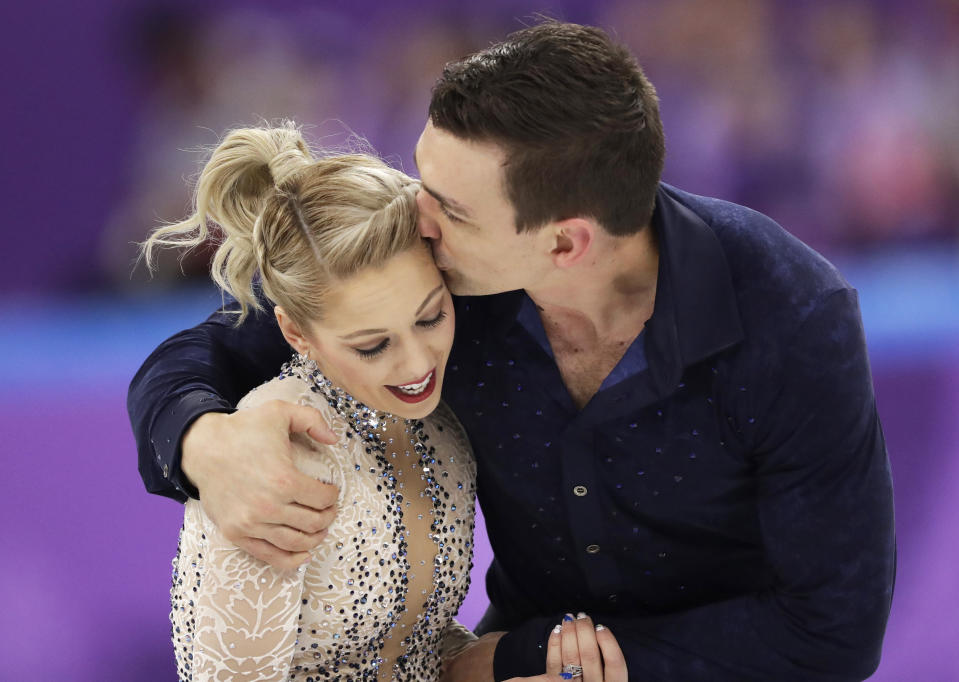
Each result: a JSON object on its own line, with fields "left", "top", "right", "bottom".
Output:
{"left": 127, "top": 295, "right": 339, "bottom": 569}
{"left": 485, "top": 289, "right": 895, "bottom": 681}
{"left": 128, "top": 298, "right": 288, "bottom": 500}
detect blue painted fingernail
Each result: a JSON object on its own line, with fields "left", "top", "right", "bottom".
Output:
{"left": 560, "top": 674, "right": 573, "bottom": 680}
{"left": 563, "top": 613, "right": 574, "bottom": 622}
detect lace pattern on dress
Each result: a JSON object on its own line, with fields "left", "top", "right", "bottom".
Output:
{"left": 170, "top": 354, "right": 477, "bottom": 681}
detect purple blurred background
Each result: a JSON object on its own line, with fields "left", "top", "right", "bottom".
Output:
{"left": 2, "top": 1, "right": 957, "bottom": 679}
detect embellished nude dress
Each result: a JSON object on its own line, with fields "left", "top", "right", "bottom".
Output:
{"left": 170, "top": 357, "right": 477, "bottom": 681}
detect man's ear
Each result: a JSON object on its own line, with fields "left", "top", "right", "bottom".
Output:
{"left": 548, "top": 217, "right": 595, "bottom": 269}
{"left": 275, "top": 306, "right": 311, "bottom": 355}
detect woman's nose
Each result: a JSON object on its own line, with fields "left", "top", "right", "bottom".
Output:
{"left": 400, "top": 340, "right": 434, "bottom": 381}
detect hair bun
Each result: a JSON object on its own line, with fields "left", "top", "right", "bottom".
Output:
{"left": 267, "top": 135, "right": 312, "bottom": 187}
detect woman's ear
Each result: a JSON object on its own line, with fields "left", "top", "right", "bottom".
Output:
{"left": 275, "top": 306, "right": 311, "bottom": 355}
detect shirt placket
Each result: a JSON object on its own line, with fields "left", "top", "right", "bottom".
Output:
{"left": 560, "top": 420, "right": 623, "bottom": 604}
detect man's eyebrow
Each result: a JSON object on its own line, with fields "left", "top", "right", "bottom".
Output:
{"left": 413, "top": 147, "right": 473, "bottom": 217}
{"left": 422, "top": 184, "right": 473, "bottom": 218}
{"left": 338, "top": 285, "right": 444, "bottom": 340}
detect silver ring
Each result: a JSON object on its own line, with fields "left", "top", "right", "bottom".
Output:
{"left": 561, "top": 664, "right": 584, "bottom": 679}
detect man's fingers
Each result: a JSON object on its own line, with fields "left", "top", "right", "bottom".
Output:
{"left": 235, "top": 536, "right": 310, "bottom": 572}
{"left": 594, "top": 625, "right": 628, "bottom": 682}
{"left": 264, "top": 524, "right": 329, "bottom": 553}
{"left": 279, "top": 502, "right": 337, "bottom": 535}
{"left": 281, "top": 401, "right": 338, "bottom": 444}
{"left": 573, "top": 613, "right": 602, "bottom": 681}
{"left": 291, "top": 476, "right": 340, "bottom": 513}
{"left": 545, "top": 622, "right": 563, "bottom": 674}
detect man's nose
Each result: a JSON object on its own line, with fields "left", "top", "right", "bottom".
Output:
{"left": 416, "top": 190, "right": 442, "bottom": 240}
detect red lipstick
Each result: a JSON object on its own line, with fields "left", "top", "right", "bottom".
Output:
{"left": 385, "top": 368, "right": 437, "bottom": 404}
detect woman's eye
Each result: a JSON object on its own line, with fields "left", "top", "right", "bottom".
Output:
{"left": 355, "top": 339, "right": 390, "bottom": 359}
{"left": 417, "top": 310, "right": 448, "bottom": 328}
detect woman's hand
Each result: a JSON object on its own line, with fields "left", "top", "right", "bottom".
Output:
{"left": 506, "top": 613, "right": 628, "bottom": 682}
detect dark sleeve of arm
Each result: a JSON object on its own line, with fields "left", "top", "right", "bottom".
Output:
{"left": 494, "top": 289, "right": 896, "bottom": 682}
{"left": 127, "top": 295, "right": 290, "bottom": 502}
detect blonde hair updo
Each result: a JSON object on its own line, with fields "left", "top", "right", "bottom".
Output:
{"left": 142, "top": 122, "right": 422, "bottom": 326}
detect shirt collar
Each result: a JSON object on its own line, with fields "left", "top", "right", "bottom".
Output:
{"left": 644, "top": 183, "right": 744, "bottom": 395}
{"left": 461, "top": 182, "right": 744, "bottom": 397}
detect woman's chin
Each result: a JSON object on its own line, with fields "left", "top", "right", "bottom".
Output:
{"left": 388, "top": 393, "right": 441, "bottom": 420}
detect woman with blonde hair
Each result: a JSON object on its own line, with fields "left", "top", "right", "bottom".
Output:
{"left": 144, "top": 122, "right": 625, "bottom": 681}
{"left": 143, "top": 122, "right": 478, "bottom": 681}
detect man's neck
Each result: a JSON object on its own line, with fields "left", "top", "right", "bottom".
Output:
{"left": 527, "top": 226, "right": 659, "bottom": 344}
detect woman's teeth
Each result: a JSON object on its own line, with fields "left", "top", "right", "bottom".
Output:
{"left": 396, "top": 371, "right": 433, "bottom": 395}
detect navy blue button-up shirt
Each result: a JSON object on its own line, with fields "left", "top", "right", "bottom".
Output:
{"left": 129, "top": 184, "right": 895, "bottom": 681}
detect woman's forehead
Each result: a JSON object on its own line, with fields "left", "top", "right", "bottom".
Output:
{"left": 319, "top": 248, "right": 442, "bottom": 332}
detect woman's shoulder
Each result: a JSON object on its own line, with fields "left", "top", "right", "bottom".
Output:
{"left": 238, "top": 370, "right": 321, "bottom": 410}
{"left": 237, "top": 370, "right": 351, "bottom": 485}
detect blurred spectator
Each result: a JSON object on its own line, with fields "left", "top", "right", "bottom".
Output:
{"left": 602, "top": 0, "right": 959, "bottom": 254}
{"left": 99, "top": 4, "right": 356, "bottom": 286}
{"left": 99, "top": 0, "right": 959, "bottom": 290}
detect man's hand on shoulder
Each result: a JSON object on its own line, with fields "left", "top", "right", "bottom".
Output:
{"left": 181, "top": 399, "right": 339, "bottom": 570}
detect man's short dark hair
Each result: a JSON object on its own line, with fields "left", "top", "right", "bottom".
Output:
{"left": 429, "top": 20, "right": 666, "bottom": 237}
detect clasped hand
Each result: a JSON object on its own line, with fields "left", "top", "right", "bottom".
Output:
{"left": 507, "top": 613, "right": 627, "bottom": 682}
{"left": 445, "top": 614, "right": 627, "bottom": 682}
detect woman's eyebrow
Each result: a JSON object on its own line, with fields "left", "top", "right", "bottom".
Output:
{"left": 416, "top": 285, "right": 445, "bottom": 316}
{"left": 338, "top": 286, "right": 444, "bottom": 340}
{"left": 339, "top": 327, "right": 388, "bottom": 340}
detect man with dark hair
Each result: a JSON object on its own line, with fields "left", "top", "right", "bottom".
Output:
{"left": 130, "top": 20, "right": 894, "bottom": 682}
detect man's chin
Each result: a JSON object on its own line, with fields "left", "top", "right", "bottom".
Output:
{"left": 439, "top": 269, "right": 467, "bottom": 295}
{"left": 441, "top": 271, "right": 477, "bottom": 296}
{"left": 441, "top": 270, "right": 503, "bottom": 297}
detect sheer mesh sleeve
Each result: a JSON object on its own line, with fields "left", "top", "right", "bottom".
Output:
{"left": 171, "top": 375, "right": 340, "bottom": 681}
{"left": 184, "top": 504, "right": 305, "bottom": 681}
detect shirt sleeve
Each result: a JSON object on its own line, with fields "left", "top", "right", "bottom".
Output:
{"left": 127, "top": 292, "right": 289, "bottom": 501}
{"left": 494, "top": 288, "right": 895, "bottom": 682}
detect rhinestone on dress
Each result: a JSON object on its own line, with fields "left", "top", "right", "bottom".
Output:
{"left": 168, "top": 353, "right": 477, "bottom": 680}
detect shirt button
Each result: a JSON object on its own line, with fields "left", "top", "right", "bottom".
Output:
{"left": 162, "top": 464, "right": 170, "bottom": 478}
{"left": 586, "top": 544, "right": 601, "bottom": 554}
{"left": 608, "top": 594, "right": 618, "bottom": 603}
{"left": 573, "top": 485, "right": 588, "bottom": 497}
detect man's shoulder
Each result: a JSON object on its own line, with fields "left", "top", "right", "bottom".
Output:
{"left": 451, "top": 291, "right": 525, "bottom": 337}
{"left": 664, "top": 183, "right": 853, "bottom": 327}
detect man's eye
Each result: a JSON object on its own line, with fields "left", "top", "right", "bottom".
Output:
{"left": 355, "top": 339, "right": 390, "bottom": 359}
{"left": 441, "top": 206, "right": 464, "bottom": 223}
{"left": 417, "top": 310, "right": 448, "bottom": 329}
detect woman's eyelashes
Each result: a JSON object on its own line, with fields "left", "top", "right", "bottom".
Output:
{"left": 355, "top": 339, "right": 390, "bottom": 359}
{"left": 417, "top": 310, "right": 448, "bottom": 328}
{"left": 351, "top": 310, "right": 448, "bottom": 359}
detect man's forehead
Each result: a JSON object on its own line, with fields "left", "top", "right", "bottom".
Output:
{"left": 415, "top": 125, "right": 506, "bottom": 189}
